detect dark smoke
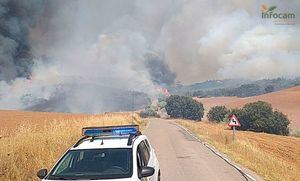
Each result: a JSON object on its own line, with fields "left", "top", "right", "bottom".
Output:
{"left": 23, "top": 83, "right": 150, "bottom": 113}
{"left": 1, "top": 0, "right": 298, "bottom": 113}
{"left": 0, "top": 0, "right": 46, "bottom": 82}
{"left": 145, "top": 53, "right": 176, "bottom": 86}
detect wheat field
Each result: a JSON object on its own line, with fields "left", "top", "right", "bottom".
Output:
{"left": 195, "top": 86, "right": 300, "bottom": 130}
{"left": 0, "top": 111, "right": 146, "bottom": 180}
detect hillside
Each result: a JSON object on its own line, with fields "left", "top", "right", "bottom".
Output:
{"left": 195, "top": 86, "right": 300, "bottom": 129}
{"left": 23, "top": 83, "right": 150, "bottom": 113}
{"left": 173, "top": 77, "right": 300, "bottom": 97}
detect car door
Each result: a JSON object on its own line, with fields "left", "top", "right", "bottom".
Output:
{"left": 143, "top": 139, "right": 159, "bottom": 181}
{"left": 142, "top": 140, "right": 156, "bottom": 174}
{"left": 137, "top": 141, "right": 155, "bottom": 181}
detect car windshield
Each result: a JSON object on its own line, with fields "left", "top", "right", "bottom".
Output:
{"left": 48, "top": 148, "right": 133, "bottom": 180}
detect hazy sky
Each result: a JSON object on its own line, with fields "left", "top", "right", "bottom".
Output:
{"left": 0, "top": 0, "right": 299, "bottom": 111}
{"left": 37, "top": 0, "right": 300, "bottom": 84}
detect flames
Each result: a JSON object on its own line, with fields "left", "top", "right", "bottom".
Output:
{"left": 156, "top": 87, "right": 171, "bottom": 97}
{"left": 262, "top": 4, "right": 267, "bottom": 12}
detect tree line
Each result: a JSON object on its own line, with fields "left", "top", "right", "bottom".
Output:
{"left": 164, "top": 95, "right": 290, "bottom": 136}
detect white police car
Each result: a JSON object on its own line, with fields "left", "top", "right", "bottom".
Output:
{"left": 37, "top": 125, "right": 160, "bottom": 181}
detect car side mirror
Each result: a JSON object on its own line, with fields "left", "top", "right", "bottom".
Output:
{"left": 140, "top": 166, "right": 155, "bottom": 178}
{"left": 37, "top": 169, "right": 48, "bottom": 179}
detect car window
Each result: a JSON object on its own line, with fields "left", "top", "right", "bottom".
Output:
{"left": 136, "top": 147, "right": 144, "bottom": 168}
{"left": 138, "top": 141, "right": 150, "bottom": 165}
{"left": 136, "top": 146, "right": 145, "bottom": 179}
{"left": 144, "top": 139, "right": 151, "bottom": 152}
{"left": 54, "top": 153, "right": 73, "bottom": 174}
{"left": 48, "top": 148, "right": 133, "bottom": 180}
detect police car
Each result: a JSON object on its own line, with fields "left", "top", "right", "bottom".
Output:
{"left": 37, "top": 125, "right": 160, "bottom": 181}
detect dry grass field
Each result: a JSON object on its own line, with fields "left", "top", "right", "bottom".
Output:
{"left": 0, "top": 110, "right": 146, "bottom": 180}
{"left": 177, "top": 120, "right": 300, "bottom": 181}
{"left": 195, "top": 86, "right": 300, "bottom": 130}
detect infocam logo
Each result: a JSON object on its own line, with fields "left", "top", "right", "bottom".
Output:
{"left": 261, "top": 4, "right": 296, "bottom": 25}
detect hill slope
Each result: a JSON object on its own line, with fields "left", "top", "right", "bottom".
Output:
{"left": 196, "top": 86, "right": 300, "bottom": 129}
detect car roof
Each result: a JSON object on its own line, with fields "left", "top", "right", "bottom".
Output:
{"left": 70, "top": 135, "right": 146, "bottom": 150}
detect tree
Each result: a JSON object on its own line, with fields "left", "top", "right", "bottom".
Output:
{"left": 139, "top": 108, "right": 160, "bottom": 118}
{"left": 165, "top": 95, "right": 183, "bottom": 118}
{"left": 207, "top": 106, "right": 228, "bottom": 122}
{"left": 243, "top": 101, "right": 273, "bottom": 132}
{"left": 165, "top": 95, "right": 204, "bottom": 121}
{"left": 157, "top": 100, "right": 167, "bottom": 109}
{"left": 265, "top": 85, "right": 274, "bottom": 93}
{"left": 270, "top": 111, "right": 290, "bottom": 135}
{"left": 228, "top": 101, "right": 290, "bottom": 135}
{"left": 234, "top": 84, "right": 262, "bottom": 97}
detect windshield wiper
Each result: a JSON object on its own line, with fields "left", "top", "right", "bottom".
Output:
{"left": 48, "top": 175, "right": 70, "bottom": 180}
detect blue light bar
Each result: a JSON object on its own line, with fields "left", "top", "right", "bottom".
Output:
{"left": 82, "top": 125, "right": 139, "bottom": 137}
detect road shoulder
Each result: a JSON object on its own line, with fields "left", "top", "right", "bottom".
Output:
{"left": 175, "top": 121, "right": 262, "bottom": 181}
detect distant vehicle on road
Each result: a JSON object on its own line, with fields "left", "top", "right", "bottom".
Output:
{"left": 37, "top": 125, "right": 160, "bottom": 181}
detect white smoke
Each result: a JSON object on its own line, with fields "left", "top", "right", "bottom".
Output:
{"left": 218, "top": 25, "right": 300, "bottom": 79}
{"left": 0, "top": 0, "right": 299, "bottom": 112}
{"left": 159, "top": 0, "right": 300, "bottom": 83}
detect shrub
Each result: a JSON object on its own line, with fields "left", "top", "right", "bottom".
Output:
{"left": 165, "top": 95, "right": 204, "bottom": 121}
{"left": 228, "top": 101, "right": 290, "bottom": 135}
{"left": 157, "top": 100, "right": 167, "bottom": 109}
{"left": 290, "top": 129, "right": 300, "bottom": 138}
{"left": 207, "top": 106, "right": 228, "bottom": 123}
{"left": 270, "top": 111, "right": 289, "bottom": 135}
{"left": 139, "top": 108, "right": 160, "bottom": 118}
{"left": 243, "top": 101, "right": 273, "bottom": 132}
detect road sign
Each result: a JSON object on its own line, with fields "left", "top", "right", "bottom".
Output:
{"left": 228, "top": 114, "right": 241, "bottom": 142}
{"left": 228, "top": 114, "right": 241, "bottom": 127}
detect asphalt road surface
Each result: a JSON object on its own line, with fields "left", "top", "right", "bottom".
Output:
{"left": 144, "top": 118, "right": 250, "bottom": 181}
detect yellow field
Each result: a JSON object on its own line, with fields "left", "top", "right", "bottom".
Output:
{"left": 0, "top": 111, "right": 146, "bottom": 180}
{"left": 195, "top": 86, "right": 300, "bottom": 129}
{"left": 177, "top": 120, "right": 300, "bottom": 181}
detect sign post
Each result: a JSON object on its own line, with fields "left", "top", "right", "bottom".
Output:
{"left": 228, "top": 114, "right": 241, "bottom": 142}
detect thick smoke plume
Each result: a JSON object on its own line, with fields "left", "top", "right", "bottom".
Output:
{"left": 0, "top": 0, "right": 299, "bottom": 112}
{"left": 145, "top": 53, "right": 176, "bottom": 86}
{"left": 0, "top": 0, "right": 46, "bottom": 81}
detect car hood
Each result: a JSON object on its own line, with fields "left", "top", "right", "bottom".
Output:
{"left": 43, "top": 178, "right": 138, "bottom": 181}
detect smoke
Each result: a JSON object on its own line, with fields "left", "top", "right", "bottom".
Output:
{"left": 0, "top": 0, "right": 299, "bottom": 112}
{"left": 0, "top": 0, "right": 48, "bottom": 81}
{"left": 158, "top": 0, "right": 300, "bottom": 83}
{"left": 145, "top": 52, "right": 176, "bottom": 85}
{"left": 217, "top": 25, "right": 300, "bottom": 79}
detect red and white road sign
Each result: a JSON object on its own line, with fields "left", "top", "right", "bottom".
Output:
{"left": 228, "top": 114, "right": 241, "bottom": 127}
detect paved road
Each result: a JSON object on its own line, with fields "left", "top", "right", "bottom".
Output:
{"left": 144, "top": 118, "right": 247, "bottom": 181}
